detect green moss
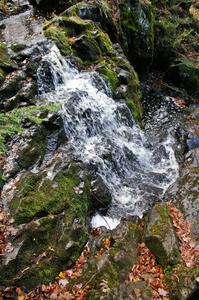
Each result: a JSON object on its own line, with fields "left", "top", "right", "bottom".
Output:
{"left": 149, "top": 204, "right": 170, "bottom": 239}
{"left": 95, "top": 30, "right": 113, "bottom": 53}
{"left": 165, "top": 58, "right": 199, "bottom": 96}
{"left": 0, "top": 104, "right": 60, "bottom": 155}
{"left": 0, "top": 42, "right": 16, "bottom": 70}
{"left": 11, "top": 165, "right": 84, "bottom": 224}
{"left": 17, "top": 127, "right": 49, "bottom": 169}
{"left": 99, "top": 66, "right": 118, "bottom": 91}
{"left": 0, "top": 163, "right": 91, "bottom": 289}
{"left": 0, "top": 67, "right": 4, "bottom": 82}
{"left": 127, "top": 98, "right": 142, "bottom": 125}
{"left": 164, "top": 265, "right": 199, "bottom": 298}
{"left": 44, "top": 25, "right": 73, "bottom": 56}
{"left": 120, "top": 5, "right": 137, "bottom": 32}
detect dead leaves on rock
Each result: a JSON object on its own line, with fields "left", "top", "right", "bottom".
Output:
{"left": 129, "top": 243, "right": 169, "bottom": 300}
{"left": 129, "top": 202, "right": 199, "bottom": 299}
{"left": 168, "top": 201, "right": 199, "bottom": 268}
{"left": 18, "top": 247, "right": 90, "bottom": 300}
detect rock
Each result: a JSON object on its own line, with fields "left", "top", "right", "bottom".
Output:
{"left": 72, "top": 34, "right": 101, "bottom": 62}
{"left": 16, "top": 126, "right": 49, "bottom": 170}
{"left": 29, "top": 0, "right": 70, "bottom": 12}
{"left": 0, "top": 70, "right": 26, "bottom": 107}
{"left": 76, "top": 217, "right": 141, "bottom": 299}
{"left": 145, "top": 203, "right": 180, "bottom": 267}
{"left": 165, "top": 58, "right": 199, "bottom": 98}
{"left": 119, "top": 0, "right": 155, "bottom": 74}
{"left": 167, "top": 107, "right": 199, "bottom": 242}
{"left": 70, "top": 1, "right": 118, "bottom": 42}
{"left": 0, "top": 42, "right": 17, "bottom": 82}
{"left": 165, "top": 265, "right": 199, "bottom": 300}
{"left": 91, "top": 176, "right": 112, "bottom": 210}
{"left": 0, "top": 163, "right": 91, "bottom": 290}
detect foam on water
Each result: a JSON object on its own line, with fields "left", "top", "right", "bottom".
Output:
{"left": 37, "top": 45, "right": 179, "bottom": 220}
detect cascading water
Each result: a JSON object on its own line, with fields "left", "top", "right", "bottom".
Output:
{"left": 37, "top": 44, "right": 179, "bottom": 221}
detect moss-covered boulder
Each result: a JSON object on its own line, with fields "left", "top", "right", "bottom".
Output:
{"left": 0, "top": 42, "right": 17, "bottom": 82}
{"left": 70, "top": 218, "right": 141, "bottom": 299}
{"left": 0, "top": 163, "right": 91, "bottom": 290}
{"left": 0, "top": 104, "right": 60, "bottom": 156}
{"left": 119, "top": 0, "right": 154, "bottom": 74}
{"left": 165, "top": 57, "right": 199, "bottom": 97}
{"left": 145, "top": 203, "right": 180, "bottom": 267}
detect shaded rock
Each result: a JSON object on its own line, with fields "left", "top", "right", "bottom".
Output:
{"left": 72, "top": 34, "right": 101, "bottom": 62}
{"left": 167, "top": 107, "right": 199, "bottom": 242}
{"left": 145, "top": 203, "right": 180, "bottom": 267}
{"left": 0, "top": 42, "right": 17, "bottom": 82}
{"left": 91, "top": 176, "right": 112, "bottom": 211}
{"left": 0, "top": 70, "right": 26, "bottom": 107}
{"left": 16, "top": 126, "right": 49, "bottom": 170}
{"left": 119, "top": 0, "right": 154, "bottom": 74}
{"left": 29, "top": 0, "right": 70, "bottom": 12}
{"left": 165, "top": 58, "right": 199, "bottom": 98}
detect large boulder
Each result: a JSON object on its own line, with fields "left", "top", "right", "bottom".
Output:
{"left": 145, "top": 203, "right": 180, "bottom": 267}
{"left": 76, "top": 217, "right": 142, "bottom": 300}
{"left": 0, "top": 163, "right": 92, "bottom": 290}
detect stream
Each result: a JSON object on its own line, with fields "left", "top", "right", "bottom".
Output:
{"left": 37, "top": 44, "right": 179, "bottom": 223}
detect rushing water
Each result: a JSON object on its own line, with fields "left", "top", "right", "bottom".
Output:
{"left": 37, "top": 44, "right": 179, "bottom": 218}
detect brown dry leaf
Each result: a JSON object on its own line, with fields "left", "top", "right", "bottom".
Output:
{"left": 103, "top": 238, "right": 110, "bottom": 250}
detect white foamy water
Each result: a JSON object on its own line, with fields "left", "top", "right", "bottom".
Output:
{"left": 37, "top": 45, "right": 179, "bottom": 220}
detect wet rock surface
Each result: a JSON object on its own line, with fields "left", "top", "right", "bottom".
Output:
{"left": 167, "top": 107, "right": 199, "bottom": 243}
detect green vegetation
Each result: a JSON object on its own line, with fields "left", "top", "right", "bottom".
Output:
{"left": 0, "top": 104, "right": 60, "bottom": 154}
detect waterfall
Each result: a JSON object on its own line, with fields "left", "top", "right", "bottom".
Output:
{"left": 37, "top": 44, "right": 179, "bottom": 219}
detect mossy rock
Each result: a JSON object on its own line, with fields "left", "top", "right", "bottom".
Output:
{"left": 69, "top": 218, "right": 141, "bottom": 299}
{"left": 145, "top": 203, "right": 180, "bottom": 267}
{"left": 0, "top": 104, "right": 60, "bottom": 155}
{"left": 0, "top": 42, "right": 16, "bottom": 82}
{"left": 66, "top": 1, "right": 118, "bottom": 42}
{"left": 11, "top": 163, "right": 88, "bottom": 224}
{"left": 44, "top": 25, "right": 73, "bottom": 56}
{"left": 164, "top": 265, "right": 199, "bottom": 300}
{"left": 165, "top": 58, "right": 199, "bottom": 97}
{"left": 17, "top": 127, "right": 49, "bottom": 170}
{"left": 119, "top": 0, "right": 155, "bottom": 74}
{"left": 0, "top": 163, "right": 91, "bottom": 290}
